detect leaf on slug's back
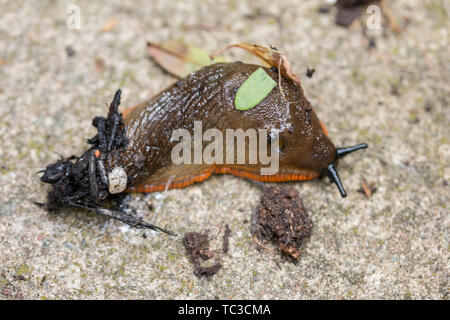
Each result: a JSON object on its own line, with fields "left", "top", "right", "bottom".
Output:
{"left": 234, "top": 67, "right": 277, "bottom": 111}
{"left": 146, "top": 41, "right": 227, "bottom": 78}
{"left": 210, "top": 43, "right": 302, "bottom": 88}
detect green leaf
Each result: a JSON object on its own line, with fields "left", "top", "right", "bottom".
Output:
{"left": 234, "top": 67, "right": 277, "bottom": 111}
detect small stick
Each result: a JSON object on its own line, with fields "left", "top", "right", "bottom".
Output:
{"left": 94, "top": 117, "right": 107, "bottom": 153}
{"left": 277, "top": 58, "right": 287, "bottom": 102}
{"left": 222, "top": 224, "right": 231, "bottom": 254}
{"left": 107, "top": 115, "right": 119, "bottom": 152}
{"left": 70, "top": 202, "right": 176, "bottom": 235}
{"left": 252, "top": 235, "right": 274, "bottom": 254}
{"left": 380, "top": 0, "right": 401, "bottom": 35}
{"left": 96, "top": 159, "right": 108, "bottom": 186}
{"left": 89, "top": 153, "right": 98, "bottom": 199}
{"left": 107, "top": 89, "right": 122, "bottom": 152}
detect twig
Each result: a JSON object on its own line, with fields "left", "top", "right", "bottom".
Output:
{"left": 70, "top": 202, "right": 176, "bottom": 235}
{"left": 380, "top": 0, "right": 401, "bottom": 34}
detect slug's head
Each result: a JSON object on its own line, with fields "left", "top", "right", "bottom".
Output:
{"left": 275, "top": 102, "right": 367, "bottom": 197}
{"left": 230, "top": 65, "right": 368, "bottom": 198}
{"left": 276, "top": 112, "right": 367, "bottom": 197}
{"left": 222, "top": 63, "right": 368, "bottom": 197}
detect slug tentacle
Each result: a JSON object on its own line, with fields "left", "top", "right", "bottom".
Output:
{"left": 336, "top": 143, "right": 368, "bottom": 159}
{"left": 325, "top": 143, "right": 368, "bottom": 197}
{"left": 327, "top": 164, "right": 347, "bottom": 198}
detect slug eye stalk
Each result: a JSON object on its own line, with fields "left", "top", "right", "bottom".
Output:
{"left": 328, "top": 143, "right": 368, "bottom": 197}
{"left": 327, "top": 163, "right": 347, "bottom": 198}
{"left": 336, "top": 143, "right": 368, "bottom": 159}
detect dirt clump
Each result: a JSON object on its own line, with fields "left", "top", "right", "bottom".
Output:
{"left": 251, "top": 186, "right": 312, "bottom": 261}
{"left": 183, "top": 231, "right": 224, "bottom": 278}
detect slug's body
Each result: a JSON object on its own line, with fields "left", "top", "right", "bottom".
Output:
{"left": 107, "top": 62, "right": 348, "bottom": 194}
{"left": 41, "top": 61, "right": 367, "bottom": 232}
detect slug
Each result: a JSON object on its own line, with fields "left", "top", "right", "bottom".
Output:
{"left": 41, "top": 61, "right": 367, "bottom": 232}
{"left": 109, "top": 62, "right": 366, "bottom": 196}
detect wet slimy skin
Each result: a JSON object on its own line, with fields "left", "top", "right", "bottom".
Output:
{"left": 40, "top": 62, "right": 367, "bottom": 233}
{"left": 107, "top": 62, "right": 367, "bottom": 196}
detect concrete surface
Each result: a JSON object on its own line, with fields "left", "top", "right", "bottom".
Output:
{"left": 0, "top": 0, "right": 448, "bottom": 299}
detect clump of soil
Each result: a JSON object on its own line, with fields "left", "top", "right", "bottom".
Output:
{"left": 183, "top": 227, "right": 230, "bottom": 278}
{"left": 251, "top": 186, "right": 312, "bottom": 261}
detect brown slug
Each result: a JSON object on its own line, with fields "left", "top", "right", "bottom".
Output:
{"left": 40, "top": 60, "right": 367, "bottom": 233}
{"left": 108, "top": 62, "right": 366, "bottom": 197}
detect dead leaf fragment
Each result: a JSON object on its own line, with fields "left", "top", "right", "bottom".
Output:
{"left": 359, "top": 177, "right": 377, "bottom": 197}
{"left": 94, "top": 58, "right": 105, "bottom": 72}
{"left": 147, "top": 41, "right": 227, "bottom": 78}
{"left": 183, "top": 231, "right": 222, "bottom": 278}
{"left": 210, "top": 43, "right": 302, "bottom": 88}
{"left": 101, "top": 18, "right": 118, "bottom": 32}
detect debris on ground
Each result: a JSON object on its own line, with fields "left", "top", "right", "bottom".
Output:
{"left": 94, "top": 58, "right": 105, "bottom": 72}
{"left": 146, "top": 41, "right": 227, "bottom": 78}
{"left": 358, "top": 177, "right": 377, "bottom": 197}
{"left": 319, "top": 0, "right": 400, "bottom": 34}
{"left": 222, "top": 224, "right": 231, "bottom": 254}
{"left": 183, "top": 231, "right": 222, "bottom": 278}
{"left": 0, "top": 272, "right": 23, "bottom": 300}
{"left": 183, "top": 226, "right": 231, "bottom": 278}
{"left": 335, "top": 0, "right": 376, "bottom": 27}
{"left": 100, "top": 18, "right": 119, "bottom": 33}
{"left": 251, "top": 186, "right": 312, "bottom": 261}
{"left": 306, "top": 67, "right": 315, "bottom": 78}
{"left": 65, "top": 46, "right": 75, "bottom": 57}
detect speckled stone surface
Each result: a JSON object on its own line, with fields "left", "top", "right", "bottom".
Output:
{"left": 0, "top": 0, "right": 448, "bottom": 299}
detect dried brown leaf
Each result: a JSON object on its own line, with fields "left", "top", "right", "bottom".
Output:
{"left": 101, "top": 18, "right": 118, "bottom": 32}
{"left": 359, "top": 177, "right": 377, "bottom": 197}
{"left": 147, "top": 41, "right": 227, "bottom": 78}
{"left": 94, "top": 58, "right": 105, "bottom": 72}
{"left": 210, "top": 43, "right": 302, "bottom": 88}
